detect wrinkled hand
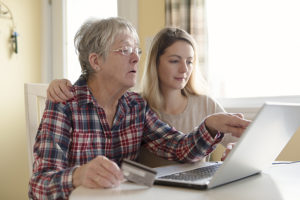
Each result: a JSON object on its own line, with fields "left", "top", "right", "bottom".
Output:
{"left": 47, "top": 79, "right": 74, "bottom": 102}
{"left": 72, "top": 156, "right": 124, "bottom": 189}
{"left": 205, "top": 113, "right": 251, "bottom": 138}
{"left": 221, "top": 143, "right": 235, "bottom": 161}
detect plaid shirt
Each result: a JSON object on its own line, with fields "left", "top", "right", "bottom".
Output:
{"left": 29, "top": 76, "right": 223, "bottom": 199}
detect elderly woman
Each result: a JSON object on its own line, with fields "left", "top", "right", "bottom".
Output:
{"left": 29, "top": 17, "right": 249, "bottom": 199}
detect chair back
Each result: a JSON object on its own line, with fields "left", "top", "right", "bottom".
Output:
{"left": 24, "top": 83, "right": 48, "bottom": 176}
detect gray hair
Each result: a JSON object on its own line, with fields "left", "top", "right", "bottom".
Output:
{"left": 74, "top": 17, "right": 139, "bottom": 79}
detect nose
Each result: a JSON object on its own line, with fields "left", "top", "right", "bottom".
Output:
{"left": 130, "top": 51, "right": 140, "bottom": 64}
{"left": 179, "top": 61, "right": 188, "bottom": 73}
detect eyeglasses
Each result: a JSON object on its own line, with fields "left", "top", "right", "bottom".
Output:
{"left": 112, "top": 46, "right": 142, "bottom": 57}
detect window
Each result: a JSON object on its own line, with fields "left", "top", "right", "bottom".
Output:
{"left": 206, "top": 0, "right": 300, "bottom": 99}
{"left": 66, "top": 0, "right": 117, "bottom": 83}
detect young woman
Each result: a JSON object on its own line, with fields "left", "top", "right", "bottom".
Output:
{"left": 137, "top": 27, "right": 238, "bottom": 167}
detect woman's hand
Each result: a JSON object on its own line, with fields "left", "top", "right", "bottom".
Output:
{"left": 221, "top": 143, "right": 235, "bottom": 161}
{"left": 47, "top": 79, "right": 74, "bottom": 102}
{"left": 205, "top": 113, "right": 251, "bottom": 138}
{"left": 72, "top": 156, "right": 124, "bottom": 189}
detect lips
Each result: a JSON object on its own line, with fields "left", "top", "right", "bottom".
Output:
{"left": 175, "top": 77, "right": 186, "bottom": 81}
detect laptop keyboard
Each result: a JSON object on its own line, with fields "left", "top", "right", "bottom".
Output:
{"left": 158, "top": 163, "right": 221, "bottom": 181}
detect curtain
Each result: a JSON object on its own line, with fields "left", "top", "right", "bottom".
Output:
{"left": 165, "top": 0, "right": 206, "bottom": 75}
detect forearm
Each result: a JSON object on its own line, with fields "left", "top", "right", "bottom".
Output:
{"left": 179, "top": 124, "right": 224, "bottom": 162}
{"left": 143, "top": 115, "right": 223, "bottom": 162}
{"left": 163, "top": 122, "right": 223, "bottom": 162}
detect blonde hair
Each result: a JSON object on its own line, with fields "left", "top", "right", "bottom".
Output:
{"left": 140, "top": 27, "right": 207, "bottom": 114}
{"left": 74, "top": 17, "right": 139, "bottom": 79}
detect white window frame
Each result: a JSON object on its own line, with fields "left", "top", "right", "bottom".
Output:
{"left": 41, "top": 0, "right": 66, "bottom": 83}
{"left": 218, "top": 96, "right": 300, "bottom": 120}
{"left": 117, "top": 0, "right": 138, "bottom": 30}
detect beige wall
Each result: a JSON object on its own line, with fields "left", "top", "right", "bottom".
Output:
{"left": 137, "top": 0, "right": 165, "bottom": 87}
{"left": 0, "top": 0, "right": 41, "bottom": 199}
{"left": 276, "top": 128, "right": 300, "bottom": 160}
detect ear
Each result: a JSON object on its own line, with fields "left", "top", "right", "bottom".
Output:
{"left": 89, "top": 53, "right": 103, "bottom": 71}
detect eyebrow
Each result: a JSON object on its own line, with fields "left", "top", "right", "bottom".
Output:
{"left": 167, "top": 55, "right": 194, "bottom": 59}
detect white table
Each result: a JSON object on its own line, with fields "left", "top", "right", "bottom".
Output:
{"left": 70, "top": 162, "right": 300, "bottom": 200}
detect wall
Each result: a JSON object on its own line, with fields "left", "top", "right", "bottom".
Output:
{"left": 137, "top": 0, "right": 165, "bottom": 89}
{"left": 0, "top": 0, "right": 41, "bottom": 199}
{"left": 277, "top": 128, "right": 300, "bottom": 160}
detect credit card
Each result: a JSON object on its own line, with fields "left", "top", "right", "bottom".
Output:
{"left": 121, "top": 159, "right": 157, "bottom": 187}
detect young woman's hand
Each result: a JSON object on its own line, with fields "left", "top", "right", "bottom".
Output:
{"left": 47, "top": 79, "right": 74, "bottom": 102}
{"left": 221, "top": 142, "right": 236, "bottom": 161}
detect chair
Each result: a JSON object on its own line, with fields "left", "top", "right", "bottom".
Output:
{"left": 24, "top": 83, "right": 48, "bottom": 176}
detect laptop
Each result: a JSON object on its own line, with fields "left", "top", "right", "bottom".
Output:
{"left": 154, "top": 102, "right": 300, "bottom": 189}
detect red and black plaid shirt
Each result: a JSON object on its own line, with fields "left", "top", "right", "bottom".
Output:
{"left": 29, "top": 76, "right": 223, "bottom": 199}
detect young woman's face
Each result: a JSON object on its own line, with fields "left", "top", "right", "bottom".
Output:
{"left": 157, "top": 40, "right": 194, "bottom": 92}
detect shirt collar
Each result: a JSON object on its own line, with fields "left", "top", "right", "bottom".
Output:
{"left": 72, "top": 75, "right": 139, "bottom": 109}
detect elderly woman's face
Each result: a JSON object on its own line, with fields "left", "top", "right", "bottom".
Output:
{"left": 101, "top": 32, "right": 140, "bottom": 89}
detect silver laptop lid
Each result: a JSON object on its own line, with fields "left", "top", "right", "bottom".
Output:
{"left": 208, "top": 102, "right": 300, "bottom": 188}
